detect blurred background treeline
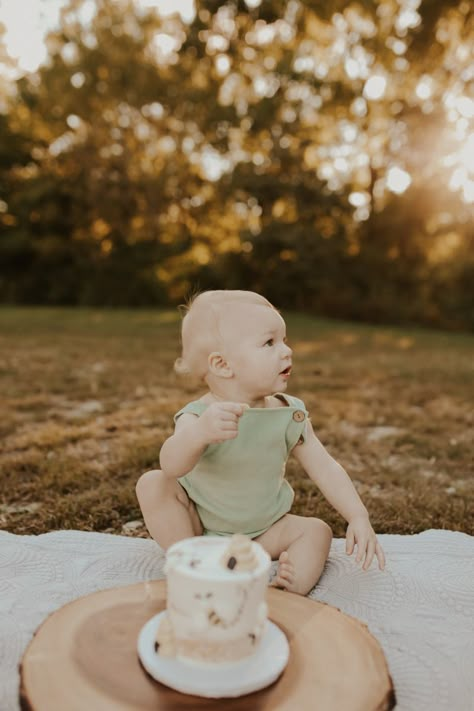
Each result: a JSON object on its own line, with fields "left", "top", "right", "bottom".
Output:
{"left": 0, "top": 0, "right": 473, "bottom": 329}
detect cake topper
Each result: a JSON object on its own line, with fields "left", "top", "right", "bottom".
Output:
{"left": 220, "top": 534, "right": 259, "bottom": 572}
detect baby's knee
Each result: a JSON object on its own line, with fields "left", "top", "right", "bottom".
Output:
{"left": 136, "top": 469, "right": 186, "bottom": 508}
{"left": 136, "top": 469, "right": 165, "bottom": 504}
{"left": 305, "top": 517, "right": 333, "bottom": 547}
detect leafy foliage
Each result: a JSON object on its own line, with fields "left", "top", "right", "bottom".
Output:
{"left": 0, "top": 0, "right": 472, "bottom": 327}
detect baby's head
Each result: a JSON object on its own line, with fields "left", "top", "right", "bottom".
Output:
{"left": 175, "top": 290, "right": 277, "bottom": 380}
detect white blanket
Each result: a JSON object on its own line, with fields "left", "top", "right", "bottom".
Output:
{"left": 0, "top": 528, "right": 472, "bottom": 711}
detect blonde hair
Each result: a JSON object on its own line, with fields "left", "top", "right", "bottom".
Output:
{"left": 175, "top": 290, "right": 275, "bottom": 379}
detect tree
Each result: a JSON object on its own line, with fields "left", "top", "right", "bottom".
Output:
{"left": 0, "top": 0, "right": 472, "bottom": 328}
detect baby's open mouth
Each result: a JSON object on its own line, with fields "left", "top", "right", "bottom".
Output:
{"left": 280, "top": 365, "right": 292, "bottom": 376}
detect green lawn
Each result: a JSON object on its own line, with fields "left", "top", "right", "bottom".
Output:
{"left": 1, "top": 307, "right": 473, "bottom": 537}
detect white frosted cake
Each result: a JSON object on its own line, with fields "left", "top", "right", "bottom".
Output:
{"left": 155, "top": 534, "right": 271, "bottom": 664}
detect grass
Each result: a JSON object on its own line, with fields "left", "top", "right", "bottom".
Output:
{"left": 0, "top": 306, "right": 473, "bottom": 538}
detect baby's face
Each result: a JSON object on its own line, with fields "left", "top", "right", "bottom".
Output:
{"left": 218, "top": 303, "right": 293, "bottom": 397}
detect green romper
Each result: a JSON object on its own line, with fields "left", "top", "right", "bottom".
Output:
{"left": 175, "top": 393, "right": 308, "bottom": 538}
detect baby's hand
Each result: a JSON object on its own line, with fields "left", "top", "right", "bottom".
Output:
{"left": 346, "top": 515, "right": 386, "bottom": 571}
{"left": 197, "top": 402, "right": 248, "bottom": 445}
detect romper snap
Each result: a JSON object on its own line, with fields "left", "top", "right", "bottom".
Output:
{"left": 293, "top": 410, "right": 305, "bottom": 422}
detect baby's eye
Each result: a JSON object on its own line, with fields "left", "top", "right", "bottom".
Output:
{"left": 264, "top": 338, "right": 274, "bottom": 347}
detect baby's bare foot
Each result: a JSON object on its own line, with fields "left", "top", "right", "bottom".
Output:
{"left": 270, "top": 551, "right": 295, "bottom": 591}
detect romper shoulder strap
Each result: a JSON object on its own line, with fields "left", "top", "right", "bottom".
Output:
{"left": 174, "top": 400, "right": 208, "bottom": 423}
{"left": 274, "top": 392, "right": 307, "bottom": 411}
{"left": 278, "top": 394, "right": 309, "bottom": 449}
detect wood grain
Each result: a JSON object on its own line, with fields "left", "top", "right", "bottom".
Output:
{"left": 20, "top": 580, "right": 395, "bottom": 711}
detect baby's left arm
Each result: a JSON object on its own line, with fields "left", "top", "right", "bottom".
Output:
{"left": 293, "top": 419, "right": 385, "bottom": 571}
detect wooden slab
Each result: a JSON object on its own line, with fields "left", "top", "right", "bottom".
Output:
{"left": 19, "top": 580, "right": 395, "bottom": 711}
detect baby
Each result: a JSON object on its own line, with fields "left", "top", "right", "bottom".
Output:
{"left": 136, "top": 290, "right": 385, "bottom": 595}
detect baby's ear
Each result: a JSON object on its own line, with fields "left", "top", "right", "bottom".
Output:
{"left": 208, "top": 352, "right": 233, "bottom": 378}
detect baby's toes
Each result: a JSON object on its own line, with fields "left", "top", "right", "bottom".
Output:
{"left": 270, "top": 576, "right": 284, "bottom": 589}
{"left": 272, "top": 573, "right": 290, "bottom": 589}
{"left": 276, "top": 552, "right": 295, "bottom": 584}
{"left": 279, "top": 562, "right": 294, "bottom": 583}
{"left": 269, "top": 552, "right": 296, "bottom": 589}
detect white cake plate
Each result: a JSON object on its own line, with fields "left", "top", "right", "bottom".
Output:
{"left": 137, "top": 610, "right": 290, "bottom": 698}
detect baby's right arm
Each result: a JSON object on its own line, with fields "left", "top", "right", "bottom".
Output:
{"left": 159, "top": 402, "right": 246, "bottom": 479}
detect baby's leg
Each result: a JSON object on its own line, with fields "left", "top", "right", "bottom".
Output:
{"left": 254, "top": 514, "right": 332, "bottom": 596}
{"left": 136, "top": 469, "right": 203, "bottom": 549}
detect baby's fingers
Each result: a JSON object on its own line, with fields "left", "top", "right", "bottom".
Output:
{"left": 346, "top": 528, "right": 355, "bottom": 555}
{"left": 220, "top": 402, "right": 249, "bottom": 417}
{"left": 355, "top": 537, "right": 368, "bottom": 563}
{"left": 362, "top": 540, "right": 386, "bottom": 571}
{"left": 362, "top": 538, "right": 376, "bottom": 570}
{"left": 214, "top": 427, "right": 239, "bottom": 442}
{"left": 219, "top": 411, "right": 240, "bottom": 423}
{"left": 376, "top": 542, "right": 386, "bottom": 570}
{"left": 219, "top": 421, "right": 239, "bottom": 431}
